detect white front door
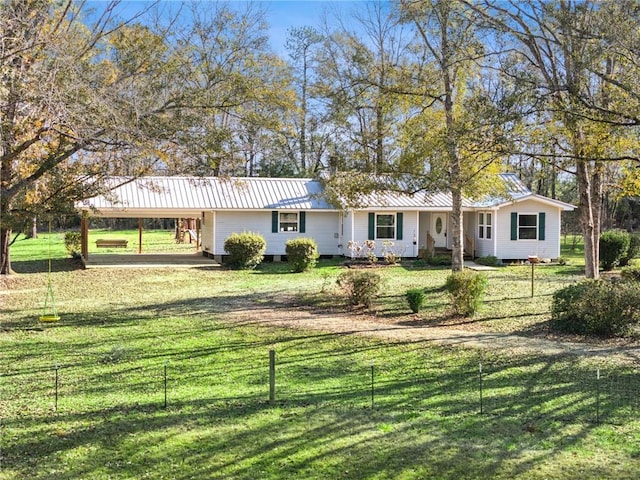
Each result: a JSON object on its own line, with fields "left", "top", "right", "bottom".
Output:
{"left": 431, "top": 214, "right": 447, "bottom": 248}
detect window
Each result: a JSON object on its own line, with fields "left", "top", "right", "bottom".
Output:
{"left": 478, "top": 212, "right": 492, "bottom": 239}
{"left": 279, "top": 212, "right": 298, "bottom": 232}
{"left": 376, "top": 214, "right": 395, "bottom": 239}
{"left": 518, "top": 214, "right": 537, "bottom": 240}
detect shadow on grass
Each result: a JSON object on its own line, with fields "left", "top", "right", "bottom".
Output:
{"left": 12, "top": 258, "right": 82, "bottom": 274}
{"left": 4, "top": 345, "right": 638, "bottom": 480}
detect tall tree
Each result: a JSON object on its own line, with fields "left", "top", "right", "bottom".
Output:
{"left": 469, "top": 0, "right": 640, "bottom": 278}
{"left": 315, "top": 2, "right": 411, "bottom": 172}
{"left": 285, "top": 26, "right": 324, "bottom": 175}
{"left": 0, "top": 1, "right": 275, "bottom": 274}
{"left": 398, "top": 0, "right": 506, "bottom": 271}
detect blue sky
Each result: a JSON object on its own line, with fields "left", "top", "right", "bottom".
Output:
{"left": 85, "top": 1, "right": 372, "bottom": 54}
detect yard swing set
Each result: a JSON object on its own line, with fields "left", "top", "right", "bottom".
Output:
{"left": 39, "top": 221, "right": 60, "bottom": 323}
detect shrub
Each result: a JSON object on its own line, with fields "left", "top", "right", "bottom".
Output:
{"left": 64, "top": 231, "right": 82, "bottom": 258}
{"left": 285, "top": 237, "right": 319, "bottom": 272}
{"left": 425, "top": 254, "right": 452, "bottom": 266}
{"left": 444, "top": 270, "right": 487, "bottom": 317}
{"left": 382, "top": 241, "right": 401, "bottom": 265}
{"left": 621, "top": 265, "right": 640, "bottom": 282}
{"left": 620, "top": 233, "right": 640, "bottom": 267}
{"left": 406, "top": 288, "right": 426, "bottom": 313}
{"left": 336, "top": 270, "right": 382, "bottom": 308}
{"left": 551, "top": 280, "right": 640, "bottom": 337}
{"left": 223, "top": 232, "right": 266, "bottom": 270}
{"left": 599, "top": 230, "right": 631, "bottom": 271}
{"left": 475, "top": 255, "right": 500, "bottom": 267}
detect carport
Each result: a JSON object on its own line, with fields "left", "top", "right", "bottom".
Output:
{"left": 76, "top": 178, "right": 214, "bottom": 268}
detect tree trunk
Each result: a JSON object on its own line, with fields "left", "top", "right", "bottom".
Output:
{"left": 450, "top": 186, "right": 464, "bottom": 272}
{"left": 0, "top": 227, "right": 12, "bottom": 275}
{"left": 576, "top": 159, "right": 598, "bottom": 279}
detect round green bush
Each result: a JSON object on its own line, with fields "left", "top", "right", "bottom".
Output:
{"left": 620, "top": 233, "right": 640, "bottom": 267}
{"left": 621, "top": 265, "right": 640, "bottom": 282}
{"left": 474, "top": 255, "right": 500, "bottom": 267}
{"left": 223, "top": 232, "right": 266, "bottom": 270}
{"left": 285, "top": 237, "right": 319, "bottom": 272}
{"left": 406, "top": 288, "right": 426, "bottom": 313}
{"left": 599, "top": 230, "right": 631, "bottom": 271}
{"left": 336, "top": 270, "right": 382, "bottom": 308}
{"left": 551, "top": 279, "right": 640, "bottom": 337}
{"left": 444, "top": 270, "right": 487, "bottom": 317}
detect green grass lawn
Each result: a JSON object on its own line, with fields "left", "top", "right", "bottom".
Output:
{"left": 3, "top": 231, "right": 640, "bottom": 479}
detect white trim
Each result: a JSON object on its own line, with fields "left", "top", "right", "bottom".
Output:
{"left": 517, "top": 212, "right": 538, "bottom": 241}
{"left": 375, "top": 212, "right": 397, "bottom": 240}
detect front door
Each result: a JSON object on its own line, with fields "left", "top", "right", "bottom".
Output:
{"left": 431, "top": 214, "right": 447, "bottom": 248}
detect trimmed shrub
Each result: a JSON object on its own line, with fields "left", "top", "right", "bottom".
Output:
{"left": 336, "top": 270, "right": 382, "bottom": 308}
{"left": 444, "top": 270, "right": 488, "bottom": 317}
{"left": 425, "top": 254, "right": 452, "bottom": 266}
{"left": 223, "top": 232, "right": 266, "bottom": 270}
{"left": 551, "top": 279, "right": 640, "bottom": 337}
{"left": 406, "top": 288, "right": 426, "bottom": 313}
{"left": 64, "top": 231, "right": 82, "bottom": 258}
{"left": 599, "top": 230, "right": 631, "bottom": 271}
{"left": 621, "top": 265, "right": 640, "bottom": 282}
{"left": 475, "top": 255, "right": 500, "bottom": 267}
{"left": 620, "top": 233, "right": 640, "bottom": 267}
{"left": 285, "top": 237, "right": 319, "bottom": 272}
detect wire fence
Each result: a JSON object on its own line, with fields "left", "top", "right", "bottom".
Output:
{"left": 4, "top": 350, "right": 640, "bottom": 424}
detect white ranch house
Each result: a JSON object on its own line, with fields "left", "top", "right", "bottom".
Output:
{"left": 76, "top": 174, "right": 574, "bottom": 262}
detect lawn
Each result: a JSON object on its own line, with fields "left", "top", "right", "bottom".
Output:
{"left": 2, "top": 231, "right": 640, "bottom": 479}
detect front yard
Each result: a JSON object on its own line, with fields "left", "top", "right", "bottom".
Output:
{"left": 2, "top": 231, "right": 639, "bottom": 479}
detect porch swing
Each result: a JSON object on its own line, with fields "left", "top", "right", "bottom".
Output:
{"left": 39, "top": 221, "right": 60, "bottom": 323}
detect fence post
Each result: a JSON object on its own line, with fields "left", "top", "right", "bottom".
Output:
{"left": 479, "top": 362, "right": 483, "bottom": 415}
{"left": 163, "top": 360, "right": 168, "bottom": 409}
{"left": 371, "top": 361, "right": 375, "bottom": 409}
{"left": 596, "top": 368, "right": 600, "bottom": 424}
{"left": 54, "top": 362, "right": 59, "bottom": 412}
{"left": 269, "top": 349, "right": 276, "bottom": 405}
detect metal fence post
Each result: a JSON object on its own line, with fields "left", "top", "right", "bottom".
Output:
{"left": 54, "top": 362, "right": 59, "bottom": 412}
{"left": 596, "top": 368, "right": 600, "bottom": 423}
{"left": 371, "top": 361, "right": 375, "bottom": 409}
{"left": 163, "top": 360, "right": 168, "bottom": 409}
{"left": 479, "top": 362, "right": 483, "bottom": 415}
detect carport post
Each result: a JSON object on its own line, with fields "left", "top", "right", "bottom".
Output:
{"left": 138, "top": 218, "right": 143, "bottom": 254}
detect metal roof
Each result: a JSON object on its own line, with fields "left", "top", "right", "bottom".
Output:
{"left": 77, "top": 173, "right": 572, "bottom": 217}
{"left": 77, "top": 176, "right": 333, "bottom": 216}
{"left": 353, "top": 174, "right": 532, "bottom": 210}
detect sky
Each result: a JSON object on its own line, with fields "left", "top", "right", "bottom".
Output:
{"left": 85, "top": 1, "right": 373, "bottom": 55}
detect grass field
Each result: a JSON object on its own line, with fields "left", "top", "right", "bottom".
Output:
{"left": 2, "top": 230, "right": 640, "bottom": 479}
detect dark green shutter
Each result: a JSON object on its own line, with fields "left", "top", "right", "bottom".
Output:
{"left": 396, "top": 213, "right": 403, "bottom": 240}
{"left": 272, "top": 211, "right": 278, "bottom": 233}
{"left": 510, "top": 212, "right": 518, "bottom": 240}
{"left": 299, "top": 211, "right": 306, "bottom": 233}
{"left": 368, "top": 213, "right": 375, "bottom": 240}
{"left": 538, "top": 212, "right": 546, "bottom": 241}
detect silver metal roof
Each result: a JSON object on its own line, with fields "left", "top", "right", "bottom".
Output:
{"left": 77, "top": 176, "right": 333, "bottom": 216}
{"left": 77, "top": 173, "right": 571, "bottom": 217}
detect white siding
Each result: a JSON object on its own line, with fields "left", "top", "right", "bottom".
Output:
{"left": 473, "top": 210, "right": 498, "bottom": 258}
{"left": 347, "top": 210, "right": 418, "bottom": 258}
{"left": 201, "top": 212, "right": 215, "bottom": 254}
{"left": 214, "top": 211, "right": 341, "bottom": 256}
{"left": 495, "top": 199, "right": 562, "bottom": 260}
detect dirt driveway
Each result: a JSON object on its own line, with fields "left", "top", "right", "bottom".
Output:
{"left": 228, "top": 305, "right": 640, "bottom": 365}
